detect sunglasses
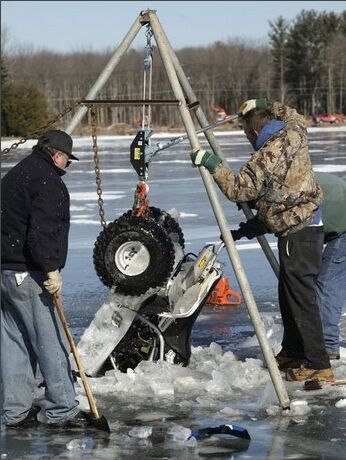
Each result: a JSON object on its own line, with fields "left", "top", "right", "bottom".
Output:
{"left": 47, "top": 147, "right": 72, "bottom": 168}
{"left": 60, "top": 152, "right": 72, "bottom": 168}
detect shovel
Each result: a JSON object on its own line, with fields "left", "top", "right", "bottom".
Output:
{"left": 53, "top": 293, "right": 111, "bottom": 433}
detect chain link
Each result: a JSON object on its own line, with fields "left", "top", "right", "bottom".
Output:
{"left": 90, "top": 107, "right": 107, "bottom": 228}
{"left": 1, "top": 99, "right": 82, "bottom": 156}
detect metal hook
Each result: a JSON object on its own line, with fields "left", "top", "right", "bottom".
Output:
{"left": 145, "top": 24, "right": 153, "bottom": 43}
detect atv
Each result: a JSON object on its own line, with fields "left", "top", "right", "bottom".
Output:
{"left": 77, "top": 206, "right": 223, "bottom": 375}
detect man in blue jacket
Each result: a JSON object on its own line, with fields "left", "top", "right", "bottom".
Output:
{"left": 1, "top": 130, "right": 91, "bottom": 428}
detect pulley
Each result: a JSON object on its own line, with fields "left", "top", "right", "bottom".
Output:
{"left": 130, "top": 129, "right": 153, "bottom": 181}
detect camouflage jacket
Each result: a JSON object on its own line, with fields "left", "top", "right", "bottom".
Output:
{"left": 213, "top": 101, "right": 322, "bottom": 236}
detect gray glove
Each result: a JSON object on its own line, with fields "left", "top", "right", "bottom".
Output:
{"left": 43, "top": 270, "right": 62, "bottom": 295}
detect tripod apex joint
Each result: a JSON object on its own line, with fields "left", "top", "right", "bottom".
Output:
{"left": 140, "top": 9, "right": 156, "bottom": 23}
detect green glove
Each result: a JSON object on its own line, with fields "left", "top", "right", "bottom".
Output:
{"left": 237, "top": 98, "right": 268, "bottom": 116}
{"left": 190, "top": 149, "right": 222, "bottom": 174}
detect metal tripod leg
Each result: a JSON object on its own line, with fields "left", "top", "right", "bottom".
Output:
{"left": 148, "top": 11, "right": 289, "bottom": 409}
{"left": 65, "top": 13, "right": 143, "bottom": 135}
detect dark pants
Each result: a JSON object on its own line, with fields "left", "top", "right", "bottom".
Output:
{"left": 278, "top": 226, "right": 330, "bottom": 370}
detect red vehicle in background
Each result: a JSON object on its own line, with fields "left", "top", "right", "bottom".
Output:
{"left": 313, "top": 113, "right": 344, "bottom": 124}
{"left": 210, "top": 105, "right": 229, "bottom": 121}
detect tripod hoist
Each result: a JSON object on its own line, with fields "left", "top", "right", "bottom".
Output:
{"left": 0, "top": 15, "right": 290, "bottom": 409}
{"left": 78, "top": 14, "right": 290, "bottom": 411}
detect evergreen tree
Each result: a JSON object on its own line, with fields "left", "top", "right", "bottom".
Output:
{"left": 1, "top": 57, "right": 8, "bottom": 84}
{"left": 285, "top": 10, "right": 343, "bottom": 114}
{"left": 1, "top": 81, "right": 49, "bottom": 137}
{"left": 1, "top": 57, "right": 9, "bottom": 134}
{"left": 268, "top": 16, "right": 290, "bottom": 103}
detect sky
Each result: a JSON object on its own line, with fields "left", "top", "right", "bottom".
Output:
{"left": 1, "top": 1, "right": 345, "bottom": 54}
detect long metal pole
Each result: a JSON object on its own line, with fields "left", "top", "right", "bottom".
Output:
{"left": 148, "top": 11, "right": 289, "bottom": 409}
{"left": 65, "top": 14, "right": 144, "bottom": 134}
{"left": 165, "top": 41, "right": 280, "bottom": 279}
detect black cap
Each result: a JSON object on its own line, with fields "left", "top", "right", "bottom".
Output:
{"left": 38, "top": 130, "right": 78, "bottom": 161}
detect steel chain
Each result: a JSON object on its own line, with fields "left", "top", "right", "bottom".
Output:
{"left": 90, "top": 107, "right": 107, "bottom": 228}
{"left": 1, "top": 99, "right": 82, "bottom": 156}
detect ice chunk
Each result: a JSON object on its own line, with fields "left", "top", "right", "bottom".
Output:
{"left": 205, "top": 356, "right": 268, "bottom": 393}
{"left": 128, "top": 426, "right": 153, "bottom": 439}
{"left": 76, "top": 394, "right": 89, "bottom": 411}
{"left": 257, "top": 381, "right": 279, "bottom": 408}
{"left": 174, "top": 375, "right": 202, "bottom": 392}
{"left": 150, "top": 381, "right": 174, "bottom": 397}
{"left": 76, "top": 289, "right": 157, "bottom": 376}
{"left": 289, "top": 399, "right": 311, "bottom": 416}
{"left": 166, "top": 423, "right": 192, "bottom": 442}
{"left": 335, "top": 399, "right": 346, "bottom": 408}
{"left": 196, "top": 396, "right": 219, "bottom": 408}
{"left": 266, "top": 405, "right": 282, "bottom": 416}
{"left": 239, "top": 317, "right": 283, "bottom": 350}
{"left": 66, "top": 438, "right": 88, "bottom": 450}
{"left": 219, "top": 405, "right": 245, "bottom": 417}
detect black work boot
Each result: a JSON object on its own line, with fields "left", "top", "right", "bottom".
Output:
{"left": 6, "top": 406, "right": 40, "bottom": 428}
{"left": 275, "top": 349, "right": 305, "bottom": 371}
{"left": 48, "top": 410, "right": 93, "bottom": 429}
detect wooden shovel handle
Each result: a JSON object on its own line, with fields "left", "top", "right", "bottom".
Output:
{"left": 53, "top": 294, "right": 100, "bottom": 419}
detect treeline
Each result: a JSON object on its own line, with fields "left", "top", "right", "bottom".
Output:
{"left": 1, "top": 9, "right": 346, "bottom": 136}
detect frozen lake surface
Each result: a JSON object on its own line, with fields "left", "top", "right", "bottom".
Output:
{"left": 1, "top": 127, "right": 346, "bottom": 459}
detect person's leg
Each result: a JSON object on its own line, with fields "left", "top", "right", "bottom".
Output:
{"left": 27, "top": 271, "right": 79, "bottom": 423}
{"left": 1, "top": 270, "right": 37, "bottom": 425}
{"left": 278, "top": 236, "right": 304, "bottom": 357}
{"left": 316, "top": 233, "right": 346, "bottom": 356}
{"left": 278, "top": 227, "right": 330, "bottom": 370}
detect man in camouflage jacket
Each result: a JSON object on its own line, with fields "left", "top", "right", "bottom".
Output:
{"left": 191, "top": 99, "right": 333, "bottom": 382}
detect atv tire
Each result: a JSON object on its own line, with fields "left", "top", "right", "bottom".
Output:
{"left": 93, "top": 215, "right": 175, "bottom": 295}
{"left": 122, "top": 206, "right": 185, "bottom": 248}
